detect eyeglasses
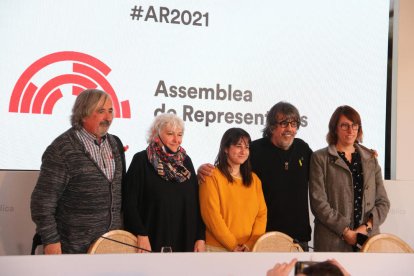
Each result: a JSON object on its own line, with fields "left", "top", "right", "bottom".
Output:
{"left": 276, "top": 120, "right": 299, "bottom": 128}
{"left": 339, "top": 123, "right": 359, "bottom": 131}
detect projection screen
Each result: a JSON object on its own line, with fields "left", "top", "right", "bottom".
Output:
{"left": 0, "top": 0, "right": 390, "bottom": 172}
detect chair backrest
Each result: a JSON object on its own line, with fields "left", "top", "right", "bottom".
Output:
{"left": 361, "top": 233, "right": 414, "bottom": 253}
{"left": 252, "top": 231, "right": 304, "bottom": 252}
{"left": 88, "top": 230, "right": 138, "bottom": 254}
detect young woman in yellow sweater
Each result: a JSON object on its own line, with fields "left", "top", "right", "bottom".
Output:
{"left": 199, "top": 128, "right": 267, "bottom": 252}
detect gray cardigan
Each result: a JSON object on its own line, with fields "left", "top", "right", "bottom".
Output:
{"left": 309, "top": 143, "right": 390, "bottom": 252}
{"left": 31, "top": 128, "right": 123, "bottom": 253}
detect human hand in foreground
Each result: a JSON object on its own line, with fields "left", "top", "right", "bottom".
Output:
{"left": 267, "top": 258, "right": 350, "bottom": 276}
{"left": 266, "top": 258, "right": 297, "bottom": 276}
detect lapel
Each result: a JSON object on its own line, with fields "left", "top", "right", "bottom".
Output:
{"left": 327, "top": 144, "right": 349, "bottom": 172}
{"left": 355, "top": 143, "right": 375, "bottom": 189}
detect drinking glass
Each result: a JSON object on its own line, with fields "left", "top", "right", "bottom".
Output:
{"left": 161, "top": 246, "right": 172, "bottom": 253}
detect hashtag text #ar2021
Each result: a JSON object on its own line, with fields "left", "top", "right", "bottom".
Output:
{"left": 130, "top": 5, "right": 209, "bottom": 27}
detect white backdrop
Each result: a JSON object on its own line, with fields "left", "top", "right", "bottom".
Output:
{"left": 0, "top": 0, "right": 389, "bottom": 171}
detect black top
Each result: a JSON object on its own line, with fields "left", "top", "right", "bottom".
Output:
{"left": 338, "top": 151, "right": 364, "bottom": 229}
{"left": 250, "top": 137, "right": 312, "bottom": 242}
{"left": 123, "top": 150, "right": 205, "bottom": 252}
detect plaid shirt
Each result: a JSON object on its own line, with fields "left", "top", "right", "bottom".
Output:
{"left": 76, "top": 128, "right": 115, "bottom": 181}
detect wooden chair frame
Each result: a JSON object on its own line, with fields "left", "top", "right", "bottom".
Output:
{"left": 88, "top": 230, "right": 138, "bottom": 254}
{"left": 252, "top": 231, "right": 304, "bottom": 252}
{"left": 361, "top": 233, "right": 414, "bottom": 253}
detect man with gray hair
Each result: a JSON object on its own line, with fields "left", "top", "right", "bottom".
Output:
{"left": 31, "top": 89, "right": 126, "bottom": 254}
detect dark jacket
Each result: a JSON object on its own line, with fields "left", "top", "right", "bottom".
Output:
{"left": 123, "top": 150, "right": 205, "bottom": 252}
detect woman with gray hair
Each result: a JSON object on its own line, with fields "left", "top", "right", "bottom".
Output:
{"left": 124, "top": 113, "right": 205, "bottom": 252}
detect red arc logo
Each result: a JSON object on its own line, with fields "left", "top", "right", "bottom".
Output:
{"left": 9, "top": 51, "right": 131, "bottom": 118}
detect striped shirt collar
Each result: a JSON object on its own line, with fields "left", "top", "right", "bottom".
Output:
{"left": 77, "top": 128, "right": 107, "bottom": 145}
{"left": 76, "top": 128, "right": 115, "bottom": 181}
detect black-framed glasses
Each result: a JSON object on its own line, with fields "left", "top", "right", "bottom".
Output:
{"left": 276, "top": 120, "right": 299, "bottom": 128}
{"left": 339, "top": 123, "right": 359, "bottom": 131}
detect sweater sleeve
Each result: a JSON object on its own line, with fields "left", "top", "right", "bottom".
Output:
{"left": 245, "top": 175, "right": 267, "bottom": 249}
{"left": 199, "top": 171, "right": 238, "bottom": 251}
{"left": 123, "top": 153, "right": 148, "bottom": 236}
{"left": 30, "top": 144, "right": 68, "bottom": 245}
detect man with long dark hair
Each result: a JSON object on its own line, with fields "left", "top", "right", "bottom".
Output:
{"left": 250, "top": 101, "right": 312, "bottom": 251}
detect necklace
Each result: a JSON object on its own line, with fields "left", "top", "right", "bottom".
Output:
{"left": 276, "top": 144, "right": 295, "bottom": 171}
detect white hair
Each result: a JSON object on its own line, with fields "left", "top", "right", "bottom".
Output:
{"left": 146, "top": 113, "right": 185, "bottom": 143}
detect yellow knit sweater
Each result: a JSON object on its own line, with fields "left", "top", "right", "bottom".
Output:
{"left": 199, "top": 167, "right": 267, "bottom": 251}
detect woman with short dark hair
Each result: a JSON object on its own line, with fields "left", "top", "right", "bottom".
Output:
{"left": 309, "top": 105, "right": 390, "bottom": 251}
